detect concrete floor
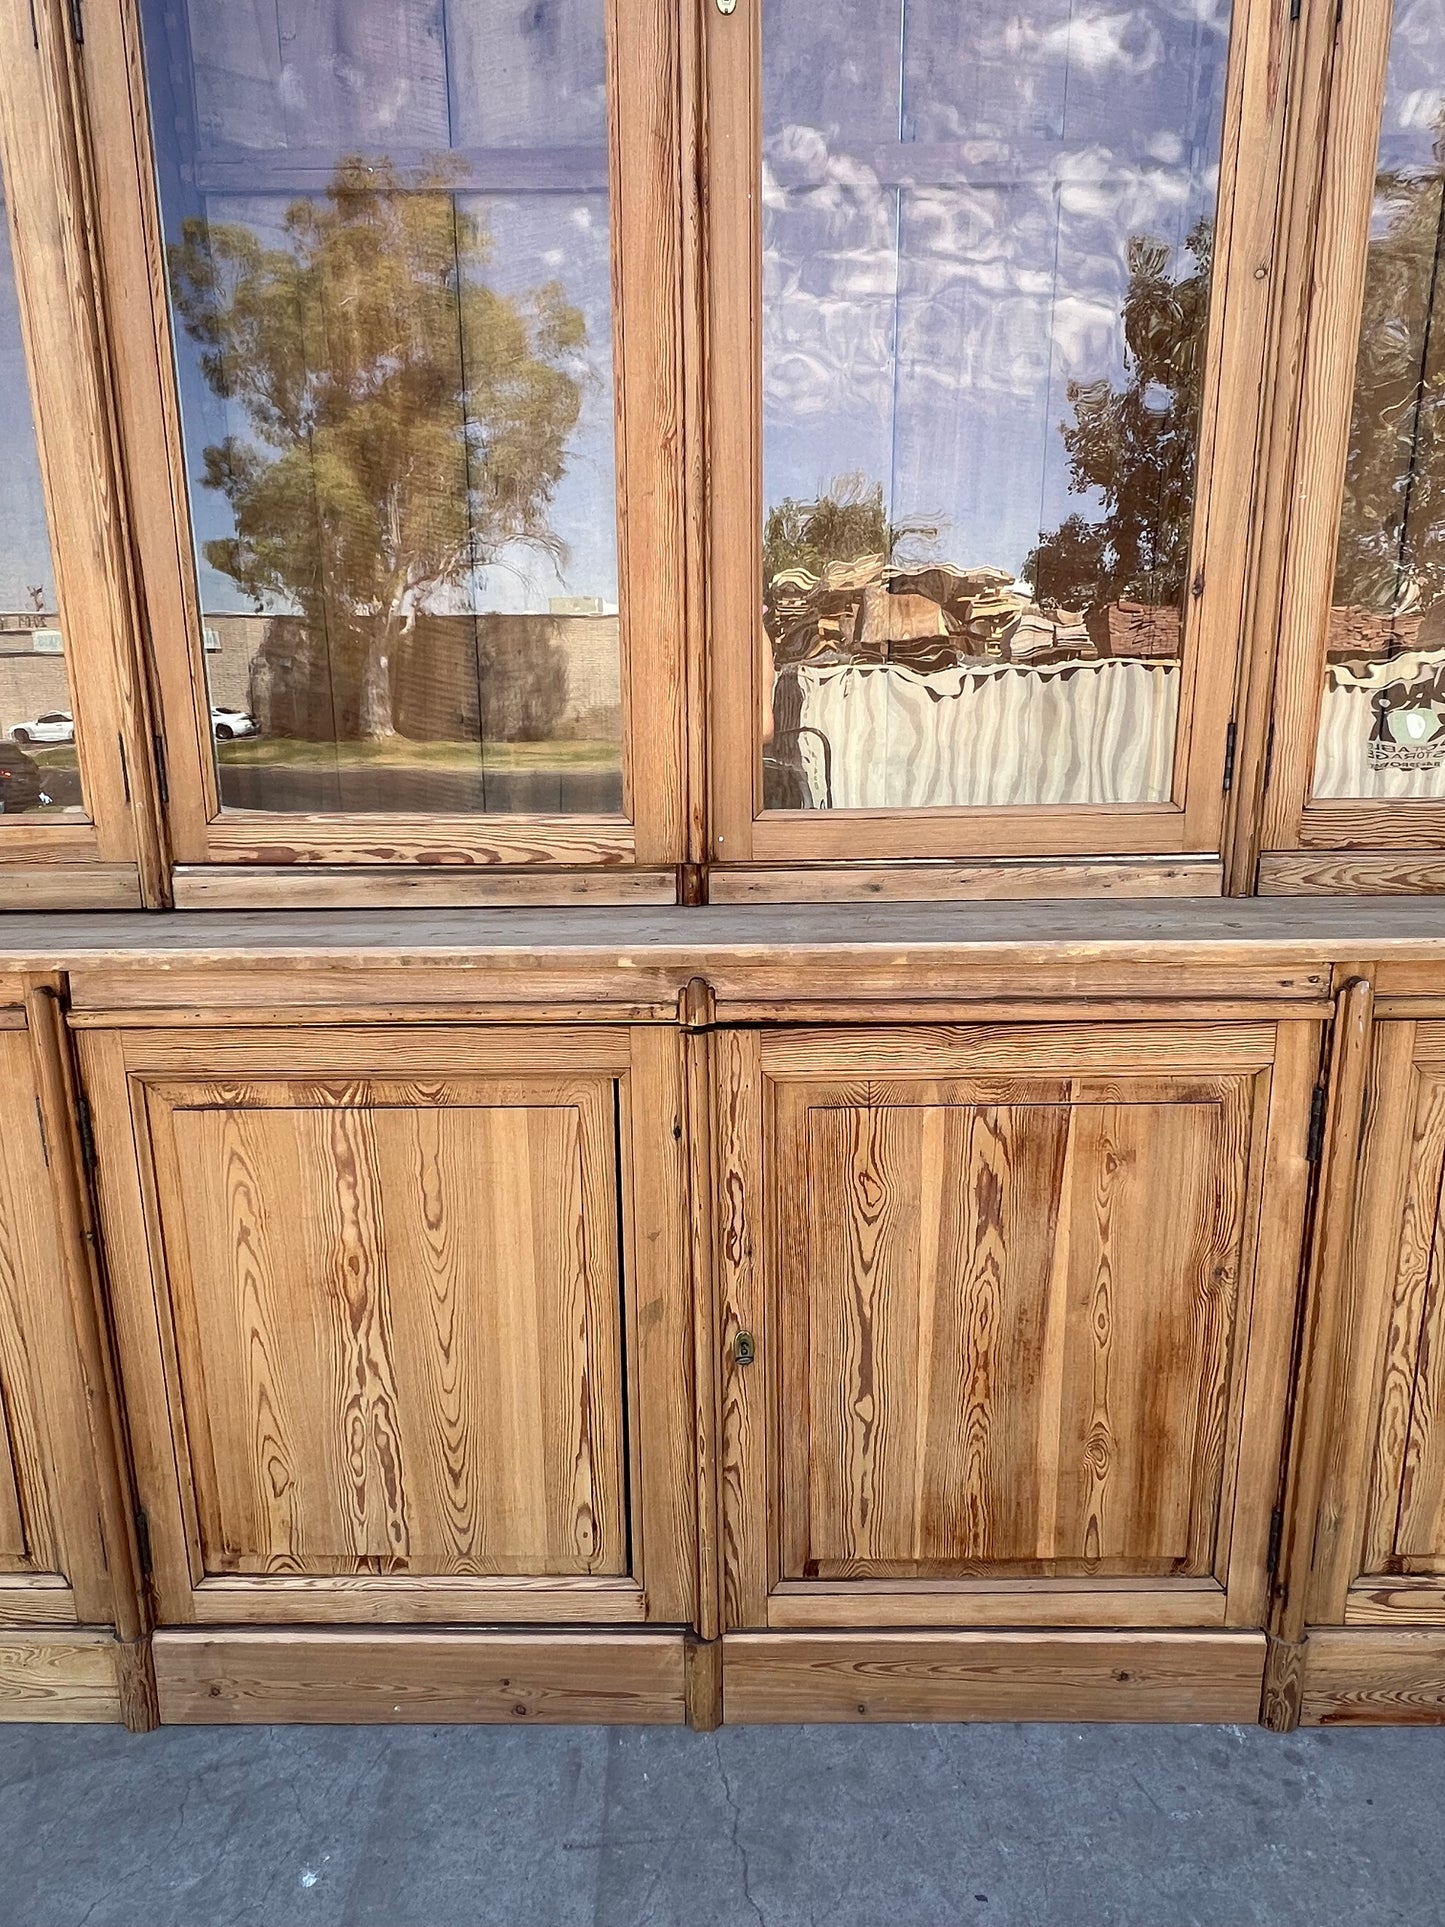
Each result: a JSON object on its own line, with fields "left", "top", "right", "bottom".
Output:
{"left": 1, "top": 1720, "right": 1441, "bottom": 1926}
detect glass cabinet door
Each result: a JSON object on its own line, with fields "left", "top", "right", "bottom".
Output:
{"left": 707, "top": 0, "right": 1288, "bottom": 879}
{"left": 1261, "top": 0, "right": 1445, "bottom": 890}
{"left": 0, "top": 0, "right": 156, "bottom": 905}
{"left": 87, "top": 0, "right": 684, "bottom": 892}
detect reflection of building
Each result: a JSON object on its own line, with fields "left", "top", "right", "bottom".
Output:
{"left": 201, "top": 611, "right": 622, "bottom": 745}
{"left": 0, "top": 614, "right": 68, "bottom": 737}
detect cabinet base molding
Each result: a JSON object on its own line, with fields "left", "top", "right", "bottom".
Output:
{"left": 0, "top": 1631, "right": 125, "bottom": 1722}
{"left": 151, "top": 1630, "right": 688, "bottom": 1724}
{"left": 1299, "top": 1629, "right": 1445, "bottom": 1725}
{"left": 170, "top": 867, "right": 679, "bottom": 910}
{"left": 721, "top": 1631, "right": 1266, "bottom": 1724}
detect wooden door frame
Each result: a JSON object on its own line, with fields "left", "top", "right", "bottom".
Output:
{"left": 1257, "top": 1, "right": 1445, "bottom": 894}
{"left": 79, "top": 1019, "right": 697, "bottom": 1630}
{"left": 712, "top": 1016, "right": 1318, "bottom": 1635}
{"left": 701, "top": 0, "right": 1297, "bottom": 883}
{"left": 78, "top": 0, "right": 688, "bottom": 904}
{"left": 0, "top": 0, "right": 165, "bottom": 909}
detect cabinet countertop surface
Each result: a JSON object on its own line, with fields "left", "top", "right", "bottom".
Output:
{"left": 3, "top": 899, "right": 1445, "bottom": 968}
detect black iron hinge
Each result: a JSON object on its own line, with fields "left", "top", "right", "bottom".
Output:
{"left": 134, "top": 1506, "right": 153, "bottom": 1579}
{"left": 1222, "top": 719, "right": 1238, "bottom": 793}
{"left": 1306, "top": 1084, "right": 1328, "bottom": 1165}
{"left": 1289, "top": 0, "right": 1301, "bottom": 20}
{"left": 1267, "top": 1505, "right": 1284, "bottom": 1576}
{"left": 75, "top": 1092, "right": 98, "bottom": 1174}
{"left": 67, "top": 0, "right": 82, "bottom": 46}
{"left": 152, "top": 731, "right": 169, "bottom": 809}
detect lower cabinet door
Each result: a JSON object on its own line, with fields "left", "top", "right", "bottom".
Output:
{"left": 714, "top": 1020, "right": 1317, "bottom": 1632}
{"left": 1314, "top": 1020, "right": 1445, "bottom": 1626}
{"left": 0, "top": 1016, "right": 117, "bottom": 1639}
{"left": 81, "top": 1023, "right": 693, "bottom": 1628}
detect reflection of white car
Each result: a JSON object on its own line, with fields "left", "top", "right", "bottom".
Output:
{"left": 211, "top": 706, "right": 259, "bottom": 741}
{"left": 10, "top": 710, "right": 74, "bottom": 746}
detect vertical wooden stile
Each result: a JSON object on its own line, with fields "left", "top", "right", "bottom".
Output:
{"left": 1262, "top": 975, "right": 1373, "bottom": 1729}
{"left": 22, "top": 978, "right": 156, "bottom": 1731}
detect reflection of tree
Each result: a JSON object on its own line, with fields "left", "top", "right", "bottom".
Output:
{"left": 1026, "top": 222, "right": 1212, "bottom": 616}
{"left": 170, "top": 158, "right": 586, "bottom": 740}
{"left": 763, "top": 474, "right": 889, "bottom": 592}
{"left": 1334, "top": 142, "right": 1445, "bottom": 617}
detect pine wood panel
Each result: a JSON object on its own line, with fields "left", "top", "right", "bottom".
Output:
{"left": 82, "top": 1020, "right": 694, "bottom": 1630}
{"left": 777, "top": 1084, "right": 1248, "bottom": 1583}
{"left": 153, "top": 1629, "right": 686, "bottom": 1725}
{"left": 0, "top": 1632, "right": 122, "bottom": 1722}
{"left": 0, "top": 1030, "right": 68, "bottom": 1586}
{"left": 720, "top": 1018, "right": 1312, "bottom": 1634}
{"left": 1300, "top": 1629, "right": 1445, "bottom": 1726}
{"left": 148, "top": 1079, "right": 627, "bottom": 1581}
{"left": 723, "top": 1631, "right": 1266, "bottom": 1725}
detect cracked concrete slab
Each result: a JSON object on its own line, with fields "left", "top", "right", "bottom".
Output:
{"left": 0, "top": 1720, "right": 1440, "bottom": 1927}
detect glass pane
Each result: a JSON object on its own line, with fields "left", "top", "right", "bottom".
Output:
{"left": 0, "top": 163, "right": 81, "bottom": 822}
{"left": 141, "top": 0, "right": 621, "bottom": 816}
{"left": 760, "top": 0, "right": 1230, "bottom": 811}
{"left": 1313, "top": 0, "right": 1445, "bottom": 801}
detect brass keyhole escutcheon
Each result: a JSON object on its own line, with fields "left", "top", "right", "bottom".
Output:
{"left": 733, "top": 1330, "right": 756, "bottom": 1367}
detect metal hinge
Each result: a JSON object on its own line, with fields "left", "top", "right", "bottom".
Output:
{"left": 1260, "top": 717, "right": 1276, "bottom": 795}
{"left": 34, "top": 1097, "right": 49, "bottom": 1167}
{"left": 67, "top": 0, "right": 82, "bottom": 45}
{"left": 1222, "top": 719, "right": 1238, "bottom": 793}
{"left": 75, "top": 1092, "right": 98, "bottom": 1174}
{"left": 1289, "top": 0, "right": 1300, "bottom": 19}
{"left": 153, "top": 731, "right": 169, "bottom": 808}
{"left": 1267, "top": 1506, "right": 1284, "bottom": 1576}
{"left": 134, "top": 1507, "right": 153, "bottom": 1579}
{"left": 1306, "top": 1084, "right": 1328, "bottom": 1165}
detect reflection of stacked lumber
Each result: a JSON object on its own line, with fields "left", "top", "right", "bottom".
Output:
{"left": 767, "top": 557, "right": 1097, "bottom": 670}
{"left": 1326, "top": 605, "right": 1423, "bottom": 665}
{"left": 767, "top": 557, "right": 1186, "bottom": 671}
{"left": 1084, "top": 599, "right": 1181, "bottom": 661}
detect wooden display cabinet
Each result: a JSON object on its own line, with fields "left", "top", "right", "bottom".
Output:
{"left": 0, "top": 975, "right": 150, "bottom": 1723}
{"left": 703, "top": 999, "right": 1320, "bottom": 1721}
{"left": 75, "top": 999, "right": 699, "bottom": 1722}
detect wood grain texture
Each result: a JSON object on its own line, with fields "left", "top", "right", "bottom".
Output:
{"left": 0, "top": 869, "right": 141, "bottom": 911}
{"left": 1266, "top": 981, "right": 1372, "bottom": 1646}
{"left": 0, "top": 1631, "right": 121, "bottom": 1722}
{"left": 152, "top": 1082, "right": 627, "bottom": 1581}
{"left": 1260, "top": 0, "right": 1398, "bottom": 858}
{"left": 777, "top": 1082, "right": 1248, "bottom": 1582}
{"left": 723, "top": 1631, "right": 1266, "bottom": 1724}
{"left": 153, "top": 1629, "right": 686, "bottom": 1724}
{"left": 1300, "top": 1628, "right": 1445, "bottom": 1725}
{"left": 1258, "top": 855, "right": 1445, "bottom": 896}
{"left": 172, "top": 869, "right": 679, "bottom": 910}
{"left": 708, "top": 862, "right": 1224, "bottom": 903}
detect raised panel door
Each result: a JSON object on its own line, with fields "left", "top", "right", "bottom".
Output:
{"left": 83, "top": 1024, "right": 694, "bottom": 1627}
{"left": 716, "top": 1021, "right": 1316, "bottom": 1631}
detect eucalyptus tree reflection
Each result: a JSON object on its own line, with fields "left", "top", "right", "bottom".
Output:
{"left": 1026, "top": 222, "right": 1212, "bottom": 620}
{"left": 168, "top": 158, "right": 587, "bottom": 744}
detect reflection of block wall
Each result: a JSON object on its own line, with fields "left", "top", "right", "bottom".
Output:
{"left": 0, "top": 651, "right": 72, "bottom": 738}
{"left": 200, "top": 611, "right": 621, "bottom": 743}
